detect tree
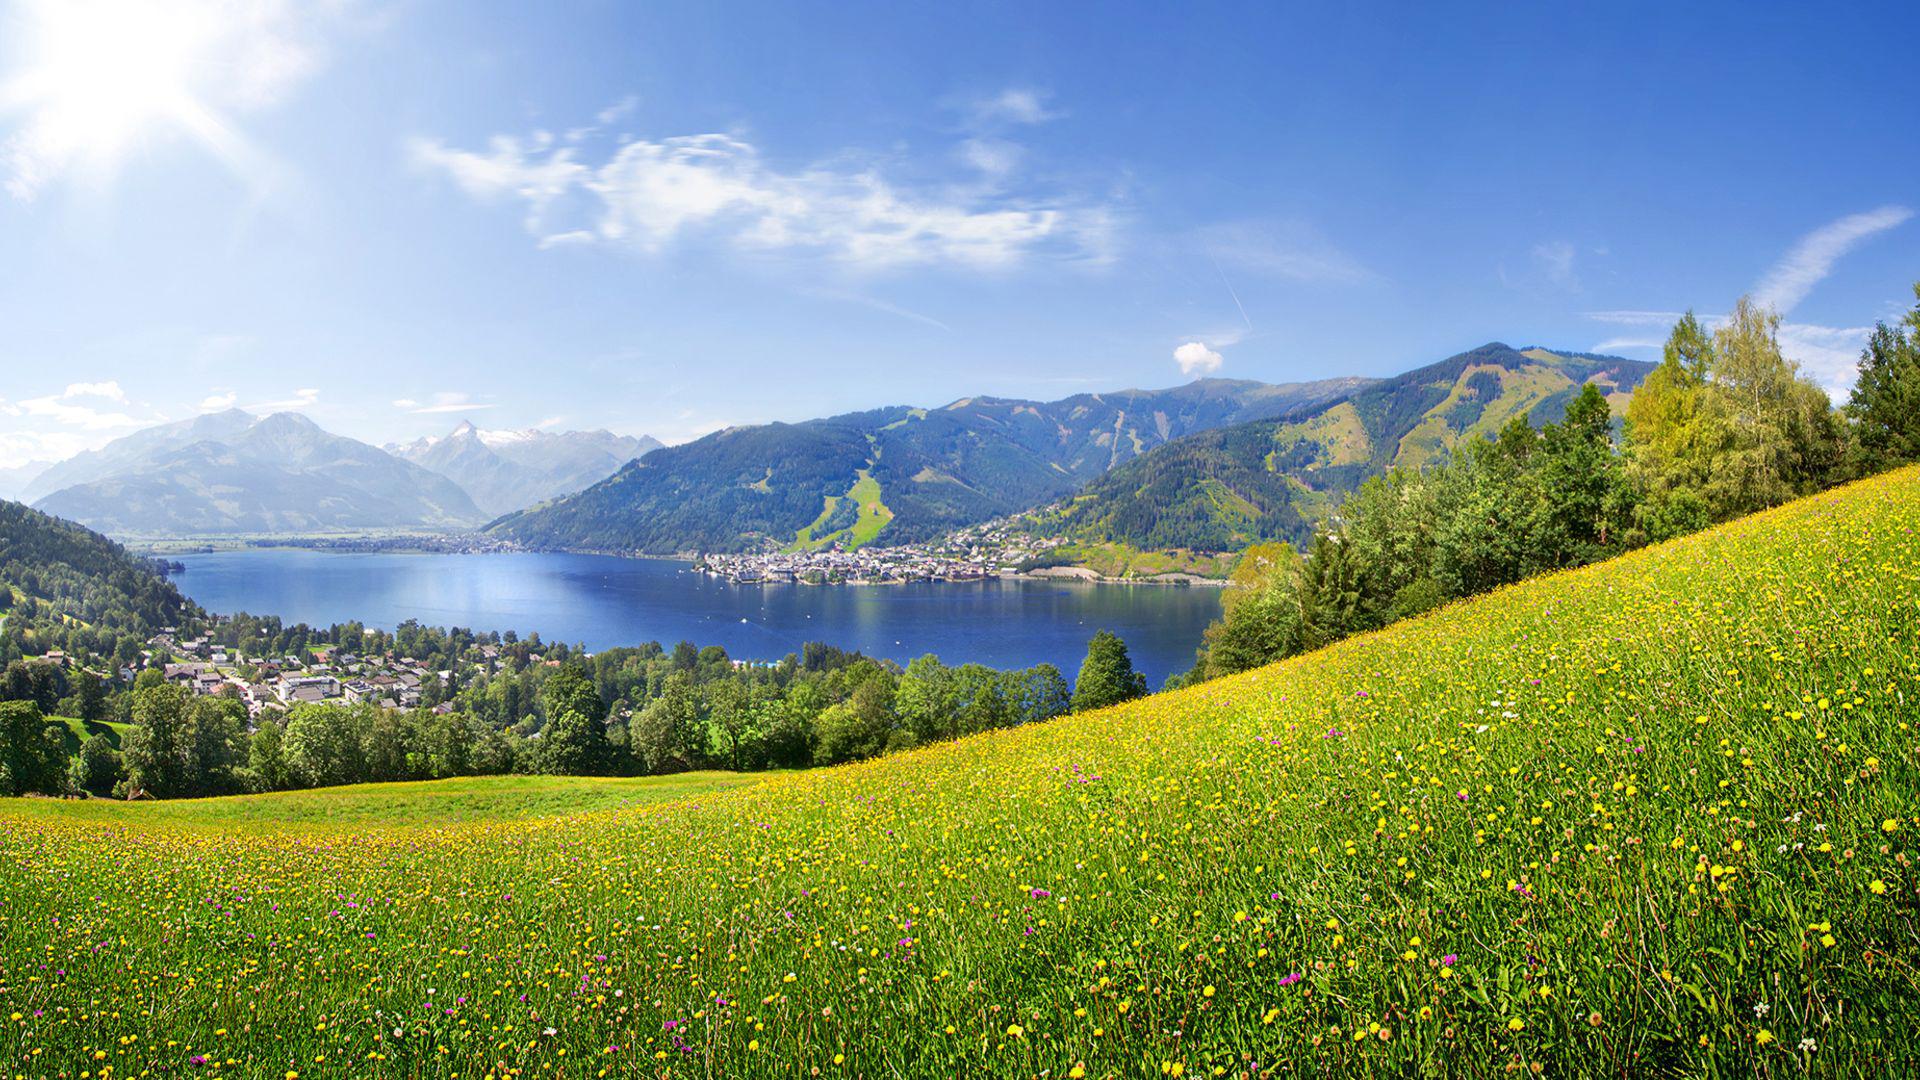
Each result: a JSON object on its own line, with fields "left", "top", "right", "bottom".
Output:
{"left": 247, "top": 718, "right": 293, "bottom": 792}
{"left": 1005, "top": 664, "right": 1071, "bottom": 727}
{"left": 703, "top": 681, "right": 762, "bottom": 771}
{"left": 68, "top": 733, "right": 124, "bottom": 797}
{"left": 1195, "top": 543, "right": 1304, "bottom": 680}
{"left": 540, "top": 665, "right": 607, "bottom": 725}
{"left": 1847, "top": 283, "right": 1920, "bottom": 473}
{"left": 812, "top": 679, "right": 895, "bottom": 765}
{"left": 1297, "top": 532, "right": 1369, "bottom": 651}
{"left": 123, "top": 682, "right": 193, "bottom": 797}
{"left": 1538, "top": 381, "right": 1631, "bottom": 564}
{"left": 1626, "top": 312, "right": 1719, "bottom": 541}
{"left": 282, "top": 703, "right": 373, "bottom": 789}
{"left": 0, "top": 701, "right": 66, "bottom": 796}
{"left": 632, "top": 676, "right": 708, "bottom": 774}
{"left": 1072, "top": 631, "right": 1147, "bottom": 713}
{"left": 540, "top": 706, "right": 611, "bottom": 775}
{"left": 895, "top": 655, "right": 959, "bottom": 745}
{"left": 74, "top": 669, "right": 108, "bottom": 722}
{"left": 186, "top": 696, "right": 248, "bottom": 795}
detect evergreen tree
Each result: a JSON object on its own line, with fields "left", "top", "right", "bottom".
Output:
{"left": 1847, "top": 283, "right": 1920, "bottom": 473}
{"left": 1071, "top": 630, "right": 1147, "bottom": 713}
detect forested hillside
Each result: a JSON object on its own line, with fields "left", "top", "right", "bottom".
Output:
{"left": 0, "top": 500, "right": 195, "bottom": 667}
{"left": 1039, "top": 343, "right": 1654, "bottom": 550}
{"left": 486, "top": 376, "right": 1368, "bottom": 553}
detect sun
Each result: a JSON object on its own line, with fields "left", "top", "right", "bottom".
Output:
{"left": 1, "top": 0, "right": 239, "bottom": 193}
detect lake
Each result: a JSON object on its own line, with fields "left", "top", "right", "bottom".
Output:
{"left": 169, "top": 549, "right": 1224, "bottom": 685}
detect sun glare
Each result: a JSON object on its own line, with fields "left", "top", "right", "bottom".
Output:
{"left": 3, "top": 0, "right": 228, "bottom": 188}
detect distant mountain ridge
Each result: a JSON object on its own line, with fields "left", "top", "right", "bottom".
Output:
{"left": 487, "top": 376, "right": 1373, "bottom": 554}
{"left": 1036, "top": 343, "right": 1657, "bottom": 551}
{"left": 388, "top": 421, "right": 663, "bottom": 518}
{"left": 30, "top": 410, "right": 484, "bottom": 536}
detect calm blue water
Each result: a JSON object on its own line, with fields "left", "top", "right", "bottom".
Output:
{"left": 169, "top": 550, "right": 1222, "bottom": 685}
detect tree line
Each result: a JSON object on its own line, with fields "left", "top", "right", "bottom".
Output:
{"left": 0, "top": 627, "right": 1151, "bottom": 798}
{"left": 1180, "top": 288, "right": 1920, "bottom": 682}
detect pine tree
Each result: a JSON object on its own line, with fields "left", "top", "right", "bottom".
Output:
{"left": 1847, "top": 283, "right": 1920, "bottom": 473}
{"left": 1071, "top": 631, "right": 1147, "bottom": 713}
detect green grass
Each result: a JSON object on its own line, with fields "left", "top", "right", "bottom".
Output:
{"left": 790, "top": 468, "right": 893, "bottom": 551}
{"left": 0, "top": 771, "right": 771, "bottom": 830}
{"left": 44, "top": 715, "right": 133, "bottom": 756}
{"left": 3, "top": 468, "right": 1920, "bottom": 1076}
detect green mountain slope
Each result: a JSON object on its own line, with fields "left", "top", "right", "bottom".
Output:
{"left": 0, "top": 500, "right": 196, "bottom": 662}
{"left": 487, "top": 376, "right": 1370, "bottom": 553}
{"left": 1044, "top": 343, "right": 1655, "bottom": 550}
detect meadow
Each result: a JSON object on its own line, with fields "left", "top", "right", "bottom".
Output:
{"left": 2, "top": 467, "right": 1918, "bottom": 1077}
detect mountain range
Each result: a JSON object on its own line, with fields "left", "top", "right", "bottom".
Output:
{"left": 387, "top": 422, "right": 662, "bottom": 518}
{"left": 484, "top": 376, "right": 1370, "bottom": 554}
{"left": 29, "top": 411, "right": 486, "bottom": 535}
{"left": 18, "top": 411, "right": 665, "bottom": 538}
{"left": 1031, "top": 343, "right": 1657, "bottom": 551}
{"left": 489, "top": 343, "right": 1655, "bottom": 557}
{"left": 14, "top": 343, "right": 1654, "bottom": 549}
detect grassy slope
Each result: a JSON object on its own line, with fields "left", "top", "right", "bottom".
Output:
{"left": 790, "top": 470, "right": 894, "bottom": 552}
{"left": 0, "top": 771, "right": 770, "bottom": 830}
{"left": 3, "top": 469, "right": 1918, "bottom": 1076}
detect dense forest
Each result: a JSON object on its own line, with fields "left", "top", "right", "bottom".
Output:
{"left": 0, "top": 500, "right": 198, "bottom": 669}
{"left": 1179, "top": 290, "right": 1917, "bottom": 683}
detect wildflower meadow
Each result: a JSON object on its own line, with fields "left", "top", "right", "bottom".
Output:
{"left": 3, "top": 468, "right": 1918, "bottom": 1077}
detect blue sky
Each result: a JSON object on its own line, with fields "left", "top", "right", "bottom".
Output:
{"left": 0, "top": 0, "right": 1915, "bottom": 464}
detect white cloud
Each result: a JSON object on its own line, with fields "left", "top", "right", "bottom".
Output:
{"left": 1174, "top": 341, "right": 1224, "bottom": 377}
{"left": 408, "top": 391, "right": 497, "bottom": 415}
{"left": 1753, "top": 206, "right": 1912, "bottom": 313}
{"left": 1777, "top": 322, "right": 1874, "bottom": 399}
{"left": 199, "top": 389, "right": 238, "bottom": 410}
{"left": 410, "top": 122, "right": 1114, "bottom": 271}
{"left": 970, "top": 88, "right": 1061, "bottom": 126}
{"left": 1201, "top": 220, "right": 1373, "bottom": 285}
{"left": 391, "top": 398, "right": 418, "bottom": 409}
{"left": 59, "top": 380, "right": 126, "bottom": 402}
{"left": 16, "top": 393, "right": 145, "bottom": 429}
{"left": 246, "top": 387, "right": 320, "bottom": 412}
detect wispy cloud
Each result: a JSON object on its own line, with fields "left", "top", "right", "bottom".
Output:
{"left": 1532, "top": 241, "right": 1578, "bottom": 290}
{"left": 410, "top": 119, "right": 1115, "bottom": 272}
{"left": 199, "top": 389, "right": 238, "bottom": 410}
{"left": 16, "top": 396, "right": 144, "bottom": 430}
{"left": 405, "top": 391, "right": 497, "bottom": 415}
{"left": 801, "top": 288, "right": 954, "bottom": 332}
{"left": 1200, "top": 220, "right": 1373, "bottom": 285}
{"left": 1584, "top": 310, "right": 1686, "bottom": 327}
{"left": 968, "top": 88, "right": 1062, "bottom": 126}
{"left": 1753, "top": 206, "right": 1912, "bottom": 313}
{"left": 246, "top": 387, "right": 320, "bottom": 412}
